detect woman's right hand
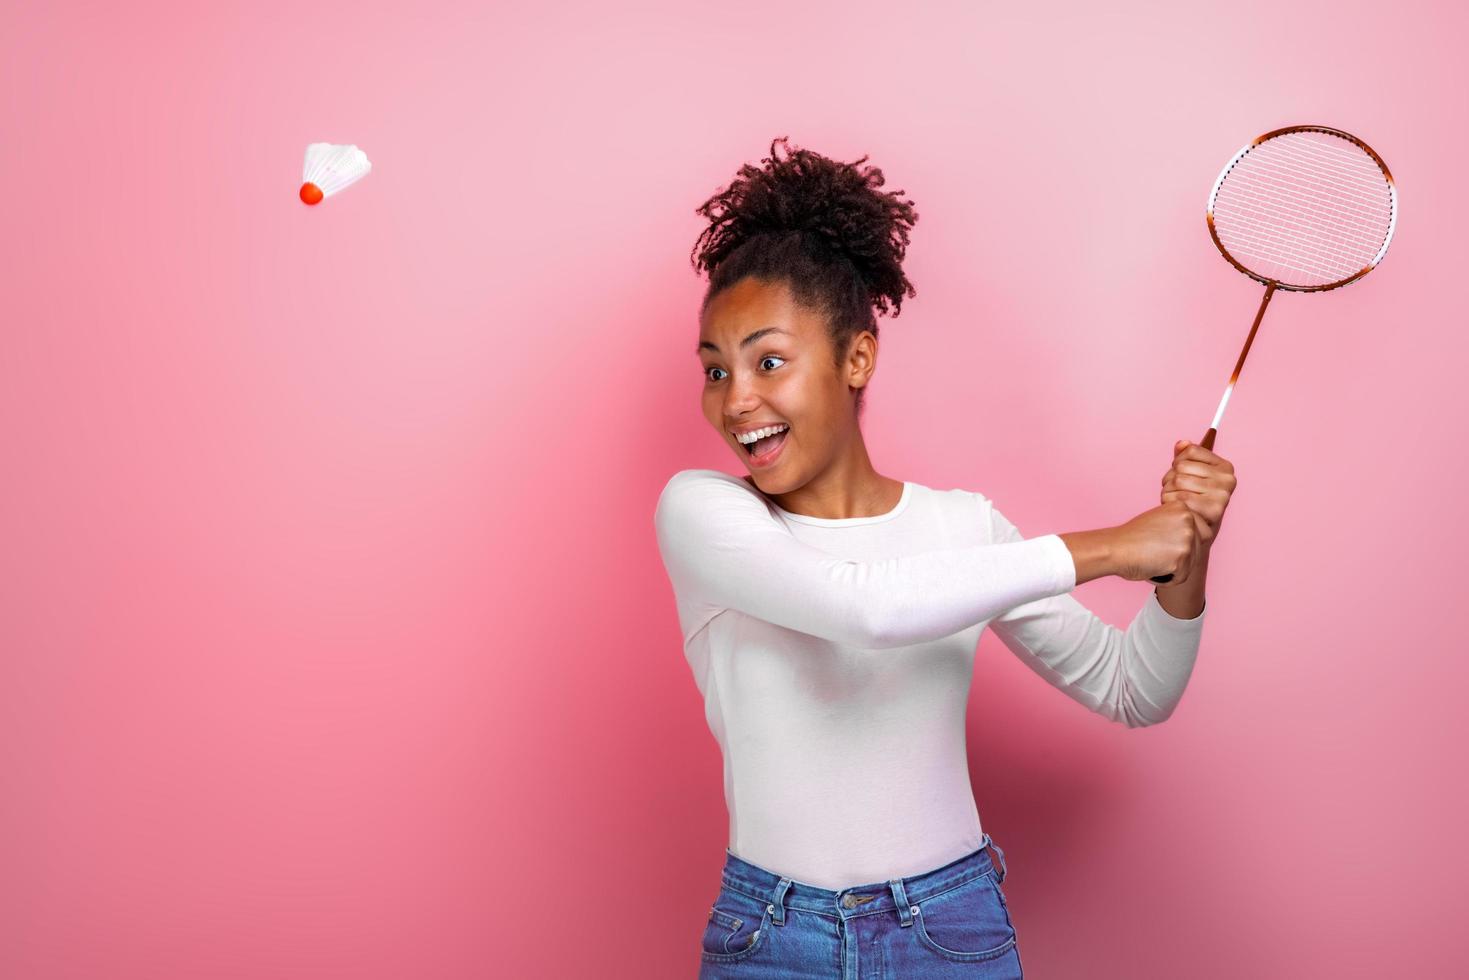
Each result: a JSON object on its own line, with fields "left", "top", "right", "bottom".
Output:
{"left": 1109, "top": 501, "right": 1200, "bottom": 585}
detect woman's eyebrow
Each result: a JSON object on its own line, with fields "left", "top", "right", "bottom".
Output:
{"left": 697, "top": 326, "right": 791, "bottom": 355}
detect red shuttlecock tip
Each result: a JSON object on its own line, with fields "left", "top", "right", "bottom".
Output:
{"left": 299, "top": 182, "right": 324, "bottom": 205}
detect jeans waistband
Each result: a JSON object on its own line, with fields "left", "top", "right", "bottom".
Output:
{"left": 718, "top": 833, "right": 1009, "bottom": 927}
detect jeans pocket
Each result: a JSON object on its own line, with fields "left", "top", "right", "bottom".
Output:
{"left": 910, "top": 872, "right": 1017, "bottom": 963}
{"left": 699, "top": 885, "right": 773, "bottom": 963}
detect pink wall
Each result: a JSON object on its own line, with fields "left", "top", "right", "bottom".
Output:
{"left": 3, "top": 1, "right": 1464, "bottom": 976}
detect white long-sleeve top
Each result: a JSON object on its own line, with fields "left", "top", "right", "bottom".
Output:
{"left": 653, "top": 468, "right": 1206, "bottom": 890}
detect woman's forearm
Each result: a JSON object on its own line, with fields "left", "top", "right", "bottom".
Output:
{"left": 1059, "top": 525, "right": 1208, "bottom": 619}
{"left": 1155, "top": 544, "right": 1208, "bottom": 619}
{"left": 1057, "top": 529, "right": 1117, "bottom": 585}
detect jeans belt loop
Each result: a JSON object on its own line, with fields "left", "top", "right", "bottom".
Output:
{"left": 887, "top": 877, "right": 914, "bottom": 927}
{"left": 770, "top": 877, "right": 792, "bottom": 926}
{"left": 988, "top": 837, "right": 1008, "bottom": 883}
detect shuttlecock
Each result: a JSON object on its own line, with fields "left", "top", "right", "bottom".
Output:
{"left": 299, "top": 142, "right": 371, "bottom": 205}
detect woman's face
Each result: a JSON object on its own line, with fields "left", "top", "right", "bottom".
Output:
{"left": 697, "top": 276, "right": 868, "bottom": 493}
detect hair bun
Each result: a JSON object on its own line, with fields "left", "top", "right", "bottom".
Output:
{"left": 691, "top": 136, "right": 918, "bottom": 316}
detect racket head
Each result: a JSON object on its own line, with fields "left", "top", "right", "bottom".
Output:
{"left": 1206, "top": 125, "right": 1397, "bottom": 292}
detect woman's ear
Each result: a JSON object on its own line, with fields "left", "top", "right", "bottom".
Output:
{"left": 845, "top": 331, "right": 878, "bottom": 388}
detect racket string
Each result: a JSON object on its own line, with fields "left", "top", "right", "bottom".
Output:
{"left": 1218, "top": 215, "right": 1377, "bottom": 276}
{"left": 1225, "top": 159, "right": 1389, "bottom": 225}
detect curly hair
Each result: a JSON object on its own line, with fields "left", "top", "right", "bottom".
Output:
{"left": 690, "top": 136, "right": 919, "bottom": 417}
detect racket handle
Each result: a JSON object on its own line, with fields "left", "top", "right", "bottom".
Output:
{"left": 1150, "top": 427, "right": 1219, "bottom": 583}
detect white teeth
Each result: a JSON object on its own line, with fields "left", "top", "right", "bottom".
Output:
{"left": 736, "top": 424, "right": 789, "bottom": 445}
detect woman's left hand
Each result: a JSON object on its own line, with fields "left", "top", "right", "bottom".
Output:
{"left": 1160, "top": 439, "right": 1237, "bottom": 549}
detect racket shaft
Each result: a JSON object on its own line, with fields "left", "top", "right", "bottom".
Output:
{"left": 1205, "top": 281, "right": 1276, "bottom": 441}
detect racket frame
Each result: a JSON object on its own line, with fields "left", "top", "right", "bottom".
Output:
{"left": 1205, "top": 124, "right": 1397, "bottom": 292}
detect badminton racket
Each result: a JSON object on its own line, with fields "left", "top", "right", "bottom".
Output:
{"left": 1151, "top": 124, "right": 1397, "bottom": 584}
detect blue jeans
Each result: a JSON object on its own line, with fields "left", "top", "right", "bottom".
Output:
{"left": 697, "top": 833, "right": 1022, "bottom": 978}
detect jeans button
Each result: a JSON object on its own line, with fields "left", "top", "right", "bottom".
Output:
{"left": 842, "top": 894, "right": 857, "bottom": 908}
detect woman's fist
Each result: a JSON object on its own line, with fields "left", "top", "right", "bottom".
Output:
{"left": 1112, "top": 500, "right": 1201, "bottom": 584}
{"left": 1160, "top": 439, "right": 1238, "bottom": 549}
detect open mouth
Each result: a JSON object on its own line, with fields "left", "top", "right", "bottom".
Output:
{"left": 739, "top": 425, "right": 790, "bottom": 460}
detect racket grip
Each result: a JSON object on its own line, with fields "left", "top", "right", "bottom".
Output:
{"left": 1151, "top": 427, "right": 1219, "bottom": 584}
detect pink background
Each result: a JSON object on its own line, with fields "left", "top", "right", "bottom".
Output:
{"left": 3, "top": 1, "right": 1465, "bottom": 977}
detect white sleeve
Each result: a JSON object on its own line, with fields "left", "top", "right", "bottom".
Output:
{"left": 653, "top": 469, "right": 1078, "bottom": 650}
{"left": 980, "top": 493, "right": 1206, "bottom": 728}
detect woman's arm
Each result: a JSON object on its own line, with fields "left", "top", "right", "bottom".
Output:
{"left": 981, "top": 495, "right": 1206, "bottom": 728}
{"left": 1156, "top": 547, "right": 1208, "bottom": 620}
{"left": 654, "top": 469, "right": 1079, "bottom": 649}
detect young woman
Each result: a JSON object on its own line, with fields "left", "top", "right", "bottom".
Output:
{"left": 654, "top": 137, "right": 1236, "bottom": 979}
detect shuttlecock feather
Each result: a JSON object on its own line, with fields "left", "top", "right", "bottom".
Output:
{"left": 300, "top": 142, "right": 371, "bottom": 205}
